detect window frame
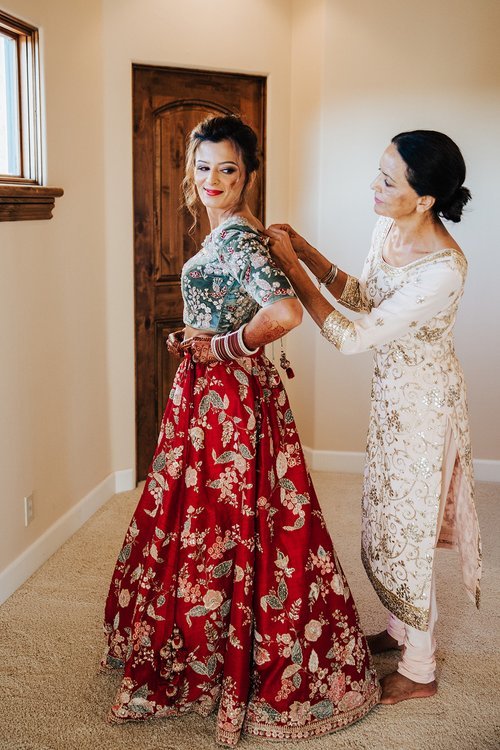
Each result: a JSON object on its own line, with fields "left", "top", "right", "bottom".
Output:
{"left": 0, "top": 10, "right": 41, "bottom": 184}
{"left": 0, "top": 10, "right": 62, "bottom": 220}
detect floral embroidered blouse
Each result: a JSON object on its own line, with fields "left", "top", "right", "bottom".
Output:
{"left": 181, "top": 217, "right": 296, "bottom": 333}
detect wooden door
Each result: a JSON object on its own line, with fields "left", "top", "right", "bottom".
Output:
{"left": 133, "top": 65, "right": 266, "bottom": 480}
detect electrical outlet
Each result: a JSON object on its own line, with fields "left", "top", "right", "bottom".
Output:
{"left": 24, "top": 494, "right": 34, "bottom": 526}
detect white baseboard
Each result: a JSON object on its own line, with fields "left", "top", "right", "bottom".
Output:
{"left": 315, "top": 450, "right": 364, "bottom": 474}
{"left": 473, "top": 459, "right": 500, "bottom": 483}
{"left": 303, "top": 447, "right": 500, "bottom": 483}
{"left": 303, "top": 447, "right": 365, "bottom": 474}
{"left": 115, "top": 468, "right": 136, "bottom": 492}
{"left": 0, "top": 469, "right": 135, "bottom": 606}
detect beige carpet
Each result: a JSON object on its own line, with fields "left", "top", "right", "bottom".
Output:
{"left": 0, "top": 472, "right": 499, "bottom": 750}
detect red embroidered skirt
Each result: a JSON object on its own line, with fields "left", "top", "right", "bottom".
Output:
{"left": 102, "top": 353, "right": 379, "bottom": 745}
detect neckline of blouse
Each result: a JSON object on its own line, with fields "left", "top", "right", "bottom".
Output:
{"left": 378, "top": 218, "right": 465, "bottom": 272}
{"left": 206, "top": 215, "right": 264, "bottom": 241}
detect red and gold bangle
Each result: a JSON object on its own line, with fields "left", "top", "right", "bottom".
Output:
{"left": 210, "top": 324, "right": 259, "bottom": 361}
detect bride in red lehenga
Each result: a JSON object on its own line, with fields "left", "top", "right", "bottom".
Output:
{"left": 101, "top": 115, "right": 379, "bottom": 745}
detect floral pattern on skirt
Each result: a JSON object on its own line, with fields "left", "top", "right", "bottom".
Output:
{"left": 102, "top": 353, "right": 379, "bottom": 745}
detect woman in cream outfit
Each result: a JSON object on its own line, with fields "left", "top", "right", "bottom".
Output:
{"left": 267, "top": 130, "right": 481, "bottom": 705}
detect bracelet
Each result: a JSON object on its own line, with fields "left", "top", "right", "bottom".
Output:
{"left": 211, "top": 324, "right": 259, "bottom": 361}
{"left": 237, "top": 325, "right": 258, "bottom": 355}
{"left": 318, "top": 263, "right": 338, "bottom": 286}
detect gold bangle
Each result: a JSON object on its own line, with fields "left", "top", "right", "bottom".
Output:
{"left": 318, "top": 263, "right": 338, "bottom": 286}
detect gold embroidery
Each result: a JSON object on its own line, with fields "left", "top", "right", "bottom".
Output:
{"left": 361, "top": 548, "right": 430, "bottom": 631}
{"left": 380, "top": 243, "right": 468, "bottom": 278}
{"left": 422, "top": 388, "right": 445, "bottom": 408}
{"left": 416, "top": 326, "right": 444, "bottom": 343}
{"left": 244, "top": 688, "right": 381, "bottom": 741}
{"left": 320, "top": 311, "right": 354, "bottom": 350}
{"left": 338, "top": 275, "right": 372, "bottom": 312}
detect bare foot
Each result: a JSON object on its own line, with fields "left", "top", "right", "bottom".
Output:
{"left": 366, "top": 630, "right": 402, "bottom": 654}
{"left": 379, "top": 671, "right": 437, "bottom": 704}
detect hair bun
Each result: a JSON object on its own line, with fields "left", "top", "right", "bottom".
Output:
{"left": 440, "top": 185, "right": 472, "bottom": 223}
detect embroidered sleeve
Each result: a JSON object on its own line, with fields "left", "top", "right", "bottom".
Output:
{"left": 321, "top": 259, "right": 464, "bottom": 354}
{"left": 321, "top": 311, "right": 355, "bottom": 350}
{"left": 338, "top": 275, "right": 372, "bottom": 312}
{"left": 216, "top": 227, "right": 296, "bottom": 307}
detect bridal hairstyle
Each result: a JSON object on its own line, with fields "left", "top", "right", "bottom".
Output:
{"left": 182, "top": 114, "right": 260, "bottom": 228}
{"left": 392, "top": 130, "right": 471, "bottom": 223}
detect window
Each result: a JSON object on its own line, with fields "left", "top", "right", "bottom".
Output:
{"left": 0, "top": 10, "right": 62, "bottom": 220}
{"left": 0, "top": 10, "right": 40, "bottom": 183}
{"left": 0, "top": 30, "right": 21, "bottom": 176}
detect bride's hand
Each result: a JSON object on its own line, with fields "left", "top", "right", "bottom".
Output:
{"left": 166, "top": 329, "right": 185, "bottom": 358}
{"left": 181, "top": 336, "right": 218, "bottom": 365}
{"left": 266, "top": 223, "right": 311, "bottom": 260}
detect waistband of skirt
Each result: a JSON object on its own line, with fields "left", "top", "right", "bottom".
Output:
{"left": 183, "top": 346, "right": 266, "bottom": 362}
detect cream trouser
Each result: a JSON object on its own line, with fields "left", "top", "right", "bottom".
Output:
{"left": 387, "top": 577, "right": 437, "bottom": 683}
{"left": 385, "top": 426, "right": 457, "bottom": 684}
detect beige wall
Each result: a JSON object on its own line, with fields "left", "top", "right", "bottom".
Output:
{"left": 289, "top": 0, "right": 500, "bottom": 461}
{"left": 277, "top": 0, "right": 326, "bottom": 446}
{"left": 0, "top": 0, "right": 110, "bottom": 572}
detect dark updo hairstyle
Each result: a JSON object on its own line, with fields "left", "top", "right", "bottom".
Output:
{"left": 182, "top": 114, "right": 260, "bottom": 227}
{"left": 391, "top": 130, "right": 471, "bottom": 222}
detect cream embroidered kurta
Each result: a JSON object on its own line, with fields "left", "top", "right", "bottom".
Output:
{"left": 321, "top": 217, "right": 482, "bottom": 630}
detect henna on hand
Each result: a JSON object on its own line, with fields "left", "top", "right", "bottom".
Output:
{"left": 181, "top": 336, "right": 218, "bottom": 365}
{"left": 243, "top": 311, "right": 287, "bottom": 349}
{"left": 166, "top": 329, "right": 185, "bottom": 358}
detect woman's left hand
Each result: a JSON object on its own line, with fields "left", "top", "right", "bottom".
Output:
{"left": 181, "top": 336, "right": 218, "bottom": 364}
{"left": 265, "top": 226, "right": 301, "bottom": 273}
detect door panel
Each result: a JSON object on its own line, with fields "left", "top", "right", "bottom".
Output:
{"left": 133, "top": 65, "right": 266, "bottom": 480}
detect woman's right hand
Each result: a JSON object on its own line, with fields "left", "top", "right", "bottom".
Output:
{"left": 166, "top": 328, "right": 185, "bottom": 358}
{"left": 266, "top": 223, "right": 312, "bottom": 260}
